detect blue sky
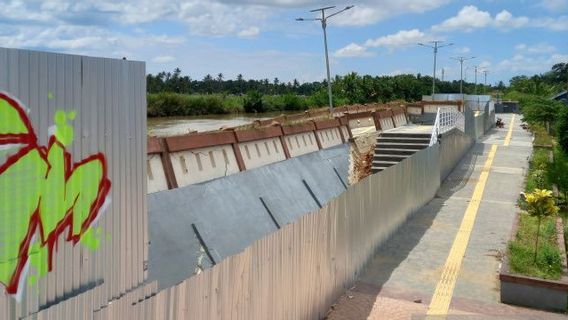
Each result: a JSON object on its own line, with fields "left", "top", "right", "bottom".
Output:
{"left": 1, "top": 0, "right": 567, "bottom": 85}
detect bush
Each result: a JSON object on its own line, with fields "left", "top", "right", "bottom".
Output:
{"left": 147, "top": 93, "right": 244, "bottom": 117}
{"left": 556, "top": 107, "right": 568, "bottom": 153}
{"left": 521, "top": 97, "right": 562, "bottom": 130}
{"left": 243, "top": 91, "right": 264, "bottom": 113}
{"left": 281, "top": 93, "right": 306, "bottom": 111}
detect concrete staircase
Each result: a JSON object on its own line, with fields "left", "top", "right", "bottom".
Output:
{"left": 371, "top": 132, "right": 430, "bottom": 173}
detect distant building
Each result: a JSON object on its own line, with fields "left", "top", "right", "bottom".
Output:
{"left": 552, "top": 90, "right": 568, "bottom": 105}
{"left": 495, "top": 101, "right": 520, "bottom": 113}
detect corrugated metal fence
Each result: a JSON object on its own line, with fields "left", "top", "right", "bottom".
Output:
{"left": 0, "top": 47, "right": 147, "bottom": 319}
{"left": 21, "top": 129, "right": 473, "bottom": 320}
{"left": 2, "top": 47, "right": 475, "bottom": 320}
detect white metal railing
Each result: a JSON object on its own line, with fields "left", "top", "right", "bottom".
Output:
{"left": 429, "top": 107, "right": 465, "bottom": 146}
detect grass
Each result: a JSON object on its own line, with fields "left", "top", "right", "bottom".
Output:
{"left": 508, "top": 122, "right": 567, "bottom": 280}
{"left": 531, "top": 124, "right": 554, "bottom": 146}
{"left": 524, "top": 148, "right": 552, "bottom": 192}
{"left": 508, "top": 214, "right": 563, "bottom": 280}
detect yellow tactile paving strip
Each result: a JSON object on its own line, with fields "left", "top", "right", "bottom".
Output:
{"left": 426, "top": 144, "right": 498, "bottom": 318}
{"left": 503, "top": 115, "right": 516, "bottom": 146}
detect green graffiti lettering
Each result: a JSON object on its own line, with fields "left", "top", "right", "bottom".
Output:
{"left": 0, "top": 92, "right": 111, "bottom": 296}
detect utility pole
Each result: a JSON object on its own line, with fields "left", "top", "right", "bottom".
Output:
{"left": 297, "top": 5, "right": 354, "bottom": 112}
{"left": 418, "top": 41, "right": 454, "bottom": 96}
{"left": 474, "top": 66, "right": 478, "bottom": 95}
{"left": 451, "top": 56, "right": 475, "bottom": 99}
{"left": 441, "top": 68, "right": 445, "bottom": 82}
{"left": 482, "top": 70, "right": 489, "bottom": 94}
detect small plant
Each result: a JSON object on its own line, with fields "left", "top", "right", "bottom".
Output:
{"left": 524, "top": 189, "right": 559, "bottom": 262}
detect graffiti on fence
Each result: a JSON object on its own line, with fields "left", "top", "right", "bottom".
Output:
{"left": 0, "top": 92, "right": 111, "bottom": 298}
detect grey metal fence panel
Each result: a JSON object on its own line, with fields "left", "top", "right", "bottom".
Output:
{"left": 439, "top": 129, "right": 475, "bottom": 181}
{"left": 0, "top": 47, "right": 147, "bottom": 319}
{"left": 25, "top": 132, "right": 472, "bottom": 319}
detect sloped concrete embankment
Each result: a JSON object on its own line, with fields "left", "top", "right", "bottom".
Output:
{"left": 140, "top": 129, "right": 474, "bottom": 319}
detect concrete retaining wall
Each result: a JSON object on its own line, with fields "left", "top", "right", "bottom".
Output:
{"left": 146, "top": 107, "right": 411, "bottom": 193}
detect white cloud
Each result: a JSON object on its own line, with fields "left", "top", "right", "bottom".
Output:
{"left": 538, "top": 0, "right": 568, "bottom": 11}
{"left": 332, "top": 0, "right": 451, "bottom": 26}
{"left": 152, "top": 56, "right": 176, "bottom": 63}
{"left": 494, "top": 10, "right": 529, "bottom": 29}
{"left": 334, "top": 43, "right": 372, "bottom": 57}
{"left": 365, "top": 29, "right": 432, "bottom": 49}
{"left": 515, "top": 43, "right": 557, "bottom": 55}
{"left": 432, "top": 5, "right": 528, "bottom": 32}
{"left": 432, "top": 6, "right": 493, "bottom": 32}
{"left": 497, "top": 53, "right": 568, "bottom": 73}
{"left": 238, "top": 26, "right": 260, "bottom": 38}
{"left": 455, "top": 47, "right": 471, "bottom": 54}
{"left": 533, "top": 16, "right": 568, "bottom": 31}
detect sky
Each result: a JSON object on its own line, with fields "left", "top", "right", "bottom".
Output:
{"left": 1, "top": 0, "right": 567, "bottom": 85}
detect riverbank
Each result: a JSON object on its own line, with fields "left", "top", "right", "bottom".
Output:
{"left": 147, "top": 92, "right": 323, "bottom": 117}
{"left": 147, "top": 112, "right": 292, "bottom": 136}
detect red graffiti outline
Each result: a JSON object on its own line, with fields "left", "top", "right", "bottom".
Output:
{"left": 0, "top": 93, "right": 111, "bottom": 295}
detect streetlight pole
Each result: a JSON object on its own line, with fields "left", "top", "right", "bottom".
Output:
{"left": 482, "top": 70, "right": 489, "bottom": 94}
{"left": 418, "top": 41, "right": 453, "bottom": 96}
{"left": 297, "top": 5, "right": 354, "bottom": 113}
{"left": 451, "top": 56, "right": 475, "bottom": 99}
{"left": 474, "top": 66, "right": 478, "bottom": 95}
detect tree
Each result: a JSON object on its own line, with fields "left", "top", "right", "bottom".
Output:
{"left": 557, "top": 106, "right": 568, "bottom": 153}
{"left": 524, "top": 189, "right": 559, "bottom": 262}
{"left": 243, "top": 91, "right": 264, "bottom": 113}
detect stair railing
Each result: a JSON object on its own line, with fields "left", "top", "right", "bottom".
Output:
{"left": 429, "top": 106, "right": 465, "bottom": 146}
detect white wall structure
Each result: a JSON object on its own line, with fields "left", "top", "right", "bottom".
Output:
{"left": 379, "top": 117, "right": 395, "bottom": 131}
{"left": 238, "top": 138, "right": 286, "bottom": 170}
{"left": 393, "top": 113, "right": 408, "bottom": 127}
{"left": 171, "top": 145, "right": 240, "bottom": 187}
{"left": 286, "top": 132, "right": 319, "bottom": 157}
{"left": 147, "top": 155, "right": 168, "bottom": 193}
{"left": 317, "top": 127, "right": 343, "bottom": 149}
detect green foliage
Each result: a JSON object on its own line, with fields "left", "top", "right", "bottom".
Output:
{"left": 525, "top": 148, "right": 551, "bottom": 192}
{"left": 243, "top": 91, "right": 264, "bottom": 113}
{"left": 281, "top": 93, "right": 305, "bottom": 111}
{"left": 147, "top": 92, "right": 243, "bottom": 117}
{"left": 521, "top": 96, "right": 562, "bottom": 126}
{"left": 556, "top": 107, "right": 568, "bottom": 153}
{"left": 508, "top": 214, "right": 563, "bottom": 280}
{"left": 524, "top": 189, "right": 559, "bottom": 263}
{"left": 525, "top": 189, "right": 559, "bottom": 220}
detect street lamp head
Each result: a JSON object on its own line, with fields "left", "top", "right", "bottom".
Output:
{"left": 296, "top": 18, "right": 304, "bottom": 21}
{"left": 345, "top": 5, "right": 354, "bottom": 10}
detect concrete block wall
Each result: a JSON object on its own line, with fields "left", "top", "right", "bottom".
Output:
{"left": 172, "top": 144, "right": 240, "bottom": 186}
{"left": 146, "top": 106, "right": 412, "bottom": 193}
{"left": 286, "top": 132, "right": 319, "bottom": 157}
{"left": 378, "top": 110, "right": 396, "bottom": 130}
{"left": 238, "top": 138, "right": 287, "bottom": 170}
{"left": 393, "top": 108, "right": 408, "bottom": 127}
{"left": 147, "top": 155, "right": 169, "bottom": 193}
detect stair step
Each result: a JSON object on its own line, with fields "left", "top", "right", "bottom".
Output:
{"left": 372, "top": 161, "right": 399, "bottom": 168}
{"left": 373, "top": 155, "right": 410, "bottom": 162}
{"left": 377, "top": 143, "right": 429, "bottom": 150}
{"left": 377, "top": 137, "right": 430, "bottom": 144}
{"left": 380, "top": 133, "right": 431, "bottom": 139}
{"left": 374, "top": 148, "right": 416, "bottom": 156}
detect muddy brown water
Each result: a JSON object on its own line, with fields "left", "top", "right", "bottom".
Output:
{"left": 147, "top": 112, "right": 294, "bottom": 137}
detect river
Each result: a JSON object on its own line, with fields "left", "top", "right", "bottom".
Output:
{"left": 147, "top": 112, "right": 292, "bottom": 137}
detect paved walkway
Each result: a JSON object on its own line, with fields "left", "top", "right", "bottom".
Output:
{"left": 326, "top": 114, "right": 567, "bottom": 319}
